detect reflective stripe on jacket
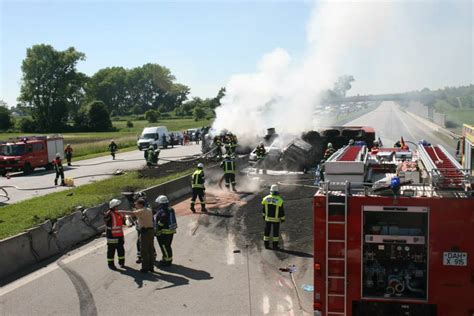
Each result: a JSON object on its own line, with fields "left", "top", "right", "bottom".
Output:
{"left": 261, "top": 194, "right": 285, "bottom": 223}
{"left": 221, "top": 160, "right": 236, "bottom": 174}
{"left": 105, "top": 210, "right": 124, "bottom": 237}
{"left": 192, "top": 169, "right": 205, "bottom": 188}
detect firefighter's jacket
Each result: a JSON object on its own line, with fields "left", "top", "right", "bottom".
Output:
{"left": 221, "top": 159, "right": 236, "bottom": 174}
{"left": 154, "top": 206, "right": 177, "bottom": 236}
{"left": 109, "top": 142, "right": 118, "bottom": 152}
{"left": 104, "top": 209, "right": 124, "bottom": 239}
{"left": 192, "top": 169, "right": 205, "bottom": 189}
{"left": 53, "top": 158, "right": 64, "bottom": 172}
{"left": 261, "top": 194, "right": 285, "bottom": 223}
{"left": 323, "top": 148, "right": 335, "bottom": 159}
{"left": 256, "top": 146, "right": 266, "bottom": 159}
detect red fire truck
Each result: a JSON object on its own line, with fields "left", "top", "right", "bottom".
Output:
{"left": 0, "top": 135, "right": 64, "bottom": 176}
{"left": 313, "top": 140, "right": 473, "bottom": 315}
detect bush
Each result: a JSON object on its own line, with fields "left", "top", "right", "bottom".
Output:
{"left": 145, "top": 109, "right": 160, "bottom": 123}
{"left": 17, "top": 117, "right": 36, "bottom": 132}
{"left": 126, "top": 120, "right": 134, "bottom": 128}
{"left": 87, "top": 101, "right": 112, "bottom": 131}
{"left": 193, "top": 106, "right": 206, "bottom": 121}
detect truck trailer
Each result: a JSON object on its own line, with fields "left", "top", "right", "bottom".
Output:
{"left": 313, "top": 141, "right": 473, "bottom": 316}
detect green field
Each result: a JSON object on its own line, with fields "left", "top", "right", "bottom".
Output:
{"left": 433, "top": 100, "right": 474, "bottom": 132}
{"left": 0, "top": 169, "right": 193, "bottom": 239}
{"left": 0, "top": 117, "right": 213, "bottom": 160}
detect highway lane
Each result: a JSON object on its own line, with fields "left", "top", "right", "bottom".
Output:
{"left": 345, "top": 101, "right": 455, "bottom": 152}
{"left": 0, "top": 144, "right": 202, "bottom": 205}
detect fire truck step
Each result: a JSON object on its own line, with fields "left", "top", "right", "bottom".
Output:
{"left": 328, "top": 257, "right": 345, "bottom": 261}
{"left": 327, "top": 221, "right": 345, "bottom": 224}
{"left": 328, "top": 239, "right": 345, "bottom": 242}
{"left": 328, "top": 202, "right": 346, "bottom": 206}
{"left": 328, "top": 293, "right": 345, "bottom": 297}
{"left": 327, "top": 312, "right": 345, "bottom": 315}
{"left": 328, "top": 275, "right": 345, "bottom": 279}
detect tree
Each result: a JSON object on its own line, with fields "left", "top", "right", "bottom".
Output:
{"left": 209, "top": 87, "right": 226, "bottom": 109}
{"left": 0, "top": 100, "right": 13, "bottom": 131}
{"left": 145, "top": 109, "right": 160, "bottom": 123}
{"left": 87, "top": 67, "right": 128, "bottom": 115}
{"left": 333, "top": 75, "right": 355, "bottom": 98}
{"left": 193, "top": 106, "right": 206, "bottom": 121}
{"left": 18, "top": 44, "right": 86, "bottom": 131}
{"left": 85, "top": 100, "right": 112, "bottom": 132}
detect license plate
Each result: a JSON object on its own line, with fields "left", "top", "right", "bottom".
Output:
{"left": 443, "top": 252, "right": 467, "bottom": 266}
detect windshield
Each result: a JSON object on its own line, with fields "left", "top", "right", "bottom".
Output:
{"left": 1, "top": 144, "right": 25, "bottom": 156}
{"left": 142, "top": 133, "right": 158, "bottom": 140}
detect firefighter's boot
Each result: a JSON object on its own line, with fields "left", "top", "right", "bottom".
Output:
{"left": 61, "top": 181, "right": 66, "bottom": 186}
{"left": 190, "top": 205, "right": 196, "bottom": 213}
{"left": 264, "top": 241, "right": 270, "bottom": 249}
{"left": 201, "top": 206, "right": 208, "bottom": 213}
{"left": 54, "top": 179, "right": 58, "bottom": 186}
{"left": 273, "top": 242, "right": 279, "bottom": 250}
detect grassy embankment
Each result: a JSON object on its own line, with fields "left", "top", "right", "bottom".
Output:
{"left": 433, "top": 100, "right": 474, "bottom": 133}
{"left": 0, "top": 169, "right": 193, "bottom": 239}
{"left": 0, "top": 117, "right": 213, "bottom": 161}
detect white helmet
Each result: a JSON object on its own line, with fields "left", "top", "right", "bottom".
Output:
{"left": 270, "top": 184, "right": 279, "bottom": 194}
{"left": 109, "top": 198, "right": 122, "bottom": 208}
{"left": 55, "top": 153, "right": 60, "bottom": 158}
{"left": 327, "top": 143, "right": 333, "bottom": 148}
{"left": 155, "top": 195, "right": 169, "bottom": 204}
{"left": 197, "top": 163, "right": 204, "bottom": 168}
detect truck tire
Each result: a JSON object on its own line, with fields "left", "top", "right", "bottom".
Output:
{"left": 23, "top": 163, "right": 33, "bottom": 175}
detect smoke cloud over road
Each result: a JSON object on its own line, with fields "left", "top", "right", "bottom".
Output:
{"left": 212, "top": 1, "right": 472, "bottom": 142}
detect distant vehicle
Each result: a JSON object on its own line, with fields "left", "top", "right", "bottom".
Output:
{"left": 186, "top": 128, "right": 200, "bottom": 141}
{"left": 0, "top": 135, "right": 64, "bottom": 176}
{"left": 169, "top": 131, "right": 184, "bottom": 146}
{"left": 137, "top": 126, "right": 170, "bottom": 150}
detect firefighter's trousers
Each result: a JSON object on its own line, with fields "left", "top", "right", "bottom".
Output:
{"left": 140, "top": 228, "right": 155, "bottom": 271}
{"left": 137, "top": 229, "right": 156, "bottom": 260}
{"left": 157, "top": 234, "right": 174, "bottom": 263}
{"left": 224, "top": 173, "right": 236, "bottom": 190}
{"left": 107, "top": 237, "right": 125, "bottom": 266}
{"left": 55, "top": 169, "right": 64, "bottom": 185}
{"left": 191, "top": 188, "right": 206, "bottom": 210}
{"left": 263, "top": 221, "right": 280, "bottom": 248}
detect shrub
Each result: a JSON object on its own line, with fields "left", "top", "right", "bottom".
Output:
{"left": 126, "top": 120, "right": 134, "bottom": 128}
{"left": 145, "top": 109, "right": 160, "bottom": 123}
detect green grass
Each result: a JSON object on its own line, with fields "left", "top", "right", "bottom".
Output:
{"left": 113, "top": 118, "right": 213, "bottom": 133}
{"left": 433, "top": 100, "right": 474, "bottom": 132}
{"left": 0, "top": 169, "right": 193, "bottom": 239}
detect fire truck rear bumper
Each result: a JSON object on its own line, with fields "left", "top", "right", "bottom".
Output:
{"left": 352, "top": 300, "right": 437, "bottom": 316}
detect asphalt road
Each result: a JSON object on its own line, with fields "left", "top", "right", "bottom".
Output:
{"left": 0, "top": 144, "right": 202, "bottom": 205}
{"left": 345, "top": 101, "right": 455, "bottom": 152}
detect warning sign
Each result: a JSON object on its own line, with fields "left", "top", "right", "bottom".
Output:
{"left": 443, "top": 252, "right": 467, "bottom": 266}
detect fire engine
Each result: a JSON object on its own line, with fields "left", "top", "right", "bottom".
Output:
{"left": 0, "top": 135, "right": 64, "bottom": 176}
{"left": 313, "top": 138, "right": 473, "bottom": 316}
{"left": 459, "top": 124, "right": 474, "bottom": 176}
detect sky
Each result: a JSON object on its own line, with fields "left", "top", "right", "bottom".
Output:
{"left": 0, "top": 0, "right": 472, "bottom": 108}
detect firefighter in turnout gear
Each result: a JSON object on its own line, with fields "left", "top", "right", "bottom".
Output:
{"left": 104, "top": 199, "right": 125, "bottom": 270}
{"left": 64, "top": 144, "right": 73, "bottom": 166}
{"left": 154, "top": 195, "right": 177, "bottom": 267}
{"left": 213, "top": 136, "right": 223, "bottom": 159}
{"left": 53, "top": 153, "right": 65, "bottom": 186}
{"left": 190, "top": 163, "right": 207, "bottom": 213}
{"left": 221, "top": 154, "right": 237, "bottom": 191}
{"left": 262, "top": 185, "right": 285, "bottom": 249}
{"left": 109, "top": 140, "right": 118, "bottom": 160}
{"left": 255, "top": 143, "right": 267, "bottom": 174}
{"left": 323, "top": 142, "right": 336, "bottom": 160}
{"left": 146, "top": 145, "right": 160, "bottom": 167}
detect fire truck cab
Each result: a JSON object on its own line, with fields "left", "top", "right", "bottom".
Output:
{"left": 0, "top": 135, "right": 64, "bottom": 176}
{"left": 313, "top": 140, "right": 473, "bottom": 316}
{"left": 459, "top": 124, "right": 474, "bottom": 176}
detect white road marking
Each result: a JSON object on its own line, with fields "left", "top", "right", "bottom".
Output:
{"left": 262, "top": 294, "right": 270, "bottom": 314}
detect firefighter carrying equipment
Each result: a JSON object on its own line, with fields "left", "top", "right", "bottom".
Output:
{"left": 104, "top": 208, "right": 125, "bottom": 268}
{"left": 154, "top": 205, "right": 177, "bottom": 264}
{"left": 191, "top": 168, "right": 206, "bottom": 212}
{"left": 53, "top": 157, "right": 65, "bottom": 186}
{"left": 262, "top": 193, "right": 285, "bottom": 249}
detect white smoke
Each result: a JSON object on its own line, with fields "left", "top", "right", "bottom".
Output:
{"left": 212, "top": 1, "right": 395, "bottom": 143}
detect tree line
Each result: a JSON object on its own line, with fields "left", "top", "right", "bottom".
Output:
{"left": 0, "top": 44, "right": 225, "bottom": 132}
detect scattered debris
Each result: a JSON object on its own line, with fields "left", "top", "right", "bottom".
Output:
{"left": 302, "top": 284, "right": 314, "bottom": 292}
{"left": 233, "top": 250, "right": 241, "bottom": 253}
{"left": 279, "top": 264, "right": 297, "bottom": 273}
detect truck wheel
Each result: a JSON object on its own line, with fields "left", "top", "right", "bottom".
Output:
{"left": 23, "top": 163, "right": 33, "bottom": 175}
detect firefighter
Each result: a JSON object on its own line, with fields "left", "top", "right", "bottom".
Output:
{"left": 119, "top": 199, "right": 155, "bottom": 273}
{"left": 323, "top": 143, "right": 336, "bottom": 160}
{"left": 154, "top": 195, "right": 177, "bottom": 267}
{"left": 104, "top": 199, "right": 125, "bottom": 270}
{"left": 53, "top": 153, "right": 65, "bottom": 186}
{"left": 315, "top": 159, "right": 325, "bottom": 186}
{"left": 213, "top": 136, "right": 223, "bottom": 159}
{"left": 255, "top": 143, "right": 267, "bottom": 174}
{"left": 146, "top": 145, "right": 160, "bottom": 167}
{"left": 348, "top": 139, "right": 355, "bottom": 146}
{"left": 371, "top": 140, "right": 380, "bottom": 154}
{"left": 262, "top": 184, "right": 285, "bottom": 249}
{"left": 64, "top": 144, "right": 73, "bottom": 166}
{"left": 224, "top": 134, "right": 232, "bottom": 155}
{"left": 108, "top": 140, "right": 118, "bottom": 160}
{"left": 230, "top": 134, "right": 238, "bottom": 156}
{"left": 190, "top": 162, "right": 207, "bottom": 213}
{"left": 221, "top": 154, "right": 237, "bottom": 191}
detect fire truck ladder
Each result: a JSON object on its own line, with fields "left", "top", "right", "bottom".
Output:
{"left": 418, "top": 144, "right": 470, "bottom": 189}
{"left": 325, "top": 181, "right": 348, "bottom": 315}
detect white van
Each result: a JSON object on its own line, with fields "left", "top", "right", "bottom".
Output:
{"left": 137, "top": 126, "right": 170, "bottom": 150}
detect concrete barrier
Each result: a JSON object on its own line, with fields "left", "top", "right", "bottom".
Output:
{"left": 26, "top": 220, "right": 60, "bottom": 261}
{"left": 53, "top": 211, "right": 98, "bottom": 252}
{"left": 0, "top": 232, "right": 37, "bottom": 280}
{"left": 0, "top": 172, "right": 195, "bottom": 281}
